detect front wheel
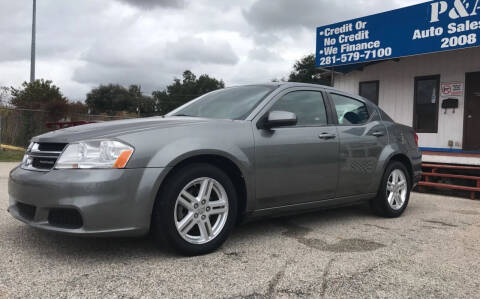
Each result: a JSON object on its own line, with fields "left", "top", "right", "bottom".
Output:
{"left": 151, "top": 163, "right": 237, "bottom": 256}
{"left": 371, "top": 161, "right": 411, "bottom": 218}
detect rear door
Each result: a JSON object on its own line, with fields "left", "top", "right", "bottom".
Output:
{"left": 327, "top": 92, "right": 388, "bottom": 197}
{"left": 253, "top": 88, "right": 339, "bottom": 209}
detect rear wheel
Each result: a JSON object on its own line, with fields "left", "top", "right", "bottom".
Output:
{"left": 152, "top": 163, "right": 237, "bottom": 256}
{"left": 371, "top": 161, "right": 411, "bottom": 218}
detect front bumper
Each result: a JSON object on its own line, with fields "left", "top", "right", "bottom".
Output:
{"left": 8, "top": 166, "right": 167, "bottom": 236}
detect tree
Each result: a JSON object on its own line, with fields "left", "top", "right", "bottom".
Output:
{"left": 152, "top": 90, "right": 174, "bottom": 115}
{"left": 271, "top": 77, "right": 287, "bottom": 83}
{"left": 128, "top": 85, "right": 156, "bottom": 116}
{"left": 10, "top": 79, "right": 69, "bottom": 121}
{"left": 67, "top": 101, "right": 88, "bottom": 119}
{"left": 85, "top": 84, "right": 131, "bottom": 115}
{"left": 288, "top": 54, "right": 331, "bottom": 86}
{"left": 0, "top": 86, "right": 10, "bottom": 106}
{"left": 9, "top": 79, "right": 69, "bottom": 146}
{"left": 85, "top": 84, "right": 156, "bottom": 116}
{"left": 153, "top": 70, "right": 225, "bottom": 114}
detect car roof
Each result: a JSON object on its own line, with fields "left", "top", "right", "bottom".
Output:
{"left": 249, "top": 82, "right": 331, "bottom": 89}
{"left": 228, "top": 82, "right": 375, "bottom": 106}
{"left": 264, "top": 82, "right": 350, "bottom": 94}
{"left": 274, "top": 82, "right": 373, "bottom": 103}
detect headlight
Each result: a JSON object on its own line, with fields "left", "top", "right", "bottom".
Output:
{"left": 55, "top": 140, "right": 134, "bottom": 169}
{"left": 22, "top": 142, "right": 34, "bottom": 165}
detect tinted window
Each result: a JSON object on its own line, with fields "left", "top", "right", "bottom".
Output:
{"left": 359, "top": 81, "right": 379, "bottom": 105}
{"left": 331, "top": 93, "right": 369, "bottom": 125}
{"left": 171, "top": 85, "right": 276, "bottom": 120}
{"left": 270, "top": 91, "right": 328, "bottom": 126}
{"left": 414, "top": 75, "right": 439, "bottom": 133}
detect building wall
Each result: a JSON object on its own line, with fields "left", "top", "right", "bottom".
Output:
{"left": 333, "top": 47, "right": 480, "bottom": 150}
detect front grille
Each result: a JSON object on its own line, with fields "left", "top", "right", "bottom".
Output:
{"left": 37, "top": 143, "right": 67, "bottom": 152}
{"left": 32, "top": 157, "right": 57, "bottom": 170}
{"left": 22, "top": 142, "right": 67, "bottom": 171}
{"left": 48, "top": 209, "right": 83, "bottom": 229}
{"left": 16, "top": 202, "right": 36, "bottom": 220}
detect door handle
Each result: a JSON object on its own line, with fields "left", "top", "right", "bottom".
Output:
{"left": 319, "top": 133, "right": 336, "bottom": 140}
{"left": 372, "top": 131, "right": 385, "bottom": 137}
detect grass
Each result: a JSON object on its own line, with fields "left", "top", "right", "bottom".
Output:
{"left": 0, "top": 148, "right": 25, "bottom": 162}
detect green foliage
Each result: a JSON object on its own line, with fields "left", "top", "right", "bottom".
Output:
{"left": 10, "top": 79, "right": 68, "bottom": 121}
{"left": 85, "top": 84, "right": 157, "bottom": 116}
{"left": 8, "top": 80, "right": 71, "bottom": 146}
{"left": 68, "top": 101, "right": 89, "bottom": 117}
{"left": 3, "top": 72, "right": 224, "bottom": 146}
{"left": 154, "top": 70, "right": 225, "bottom": 114}
{"left": 0, "top": 149, "right": 24, "bottom": 162}
{"left": 129, "top": 85, "right": 157, "bottom": 116}
{"left": 84, "top": 71, "right": 224, "bottom": 116}
{"left": 288, "top": 54, "right": 331, "bottom": 86}
{"left": 151, "top": 90, "right": 173, "bottom": 115}
{"left": 86, "top": 84, "right": 133, "bottom": 115}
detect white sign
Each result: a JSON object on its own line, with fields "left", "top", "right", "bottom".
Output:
{"left": 441, "top": 82, "right": 464, "bottom": 97}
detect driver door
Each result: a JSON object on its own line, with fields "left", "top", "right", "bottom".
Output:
{"left": 253, "top": 88, "right": 339, "bottom": 209}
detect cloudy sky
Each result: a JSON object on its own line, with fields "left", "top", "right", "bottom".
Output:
{"left": 0, "top": 0, "right": 426, "bottom": 101}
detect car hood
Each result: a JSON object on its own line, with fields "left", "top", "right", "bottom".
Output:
{"left": 32, "top": 116, "right": 210, "bottom": 143}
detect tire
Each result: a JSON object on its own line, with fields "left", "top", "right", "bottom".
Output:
{"left": 371, "top": 161, "right": 411, "bottom": 218}
{"left": 151, "top": 163, "right": 238, "bottom": 256}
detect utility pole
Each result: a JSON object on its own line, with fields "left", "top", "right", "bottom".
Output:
{"left": 30, "top": 0, "right": 36, "bottom": 83}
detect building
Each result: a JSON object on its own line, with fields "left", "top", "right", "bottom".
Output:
{"left": 316, "top": 0, "right": 480, "bottom": 166}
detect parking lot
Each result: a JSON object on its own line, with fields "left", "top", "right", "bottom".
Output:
{"left": 1, "top": 162, "right": 480, "bottom": 298}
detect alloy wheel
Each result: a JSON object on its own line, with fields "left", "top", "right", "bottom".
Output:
{"left": 174, "top": 177, "right": 229, "bottom": 244}
{"left": 386, "top": 169, "right": 408, "bottom": 210}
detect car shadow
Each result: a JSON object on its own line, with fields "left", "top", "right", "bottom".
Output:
{"left": 230, "top": 203, "right": 376, "bottom": 241}
{"left": 10, "top": 225, "right": 172, "bottom": 258}
{"left": 10, "top": 203, "right": 378, "bottom": 259}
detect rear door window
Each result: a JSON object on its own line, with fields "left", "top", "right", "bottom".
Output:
{"left": 330, "top": 93, "right": 369, "bottom": 125}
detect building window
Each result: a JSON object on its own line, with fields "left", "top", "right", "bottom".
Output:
{"left": 413, "top": 75, "right": 440, "bottom": 133}
{"left": 359, "top": 81, "right": 379, "bottom": 105}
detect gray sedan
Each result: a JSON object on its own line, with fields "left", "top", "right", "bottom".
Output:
{"left": 8, "top": 83, "right": 422, "bottom": 255}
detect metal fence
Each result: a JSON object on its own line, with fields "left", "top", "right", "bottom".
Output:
{"left": 0, "top": 107, "right": 137, "bottom": 148}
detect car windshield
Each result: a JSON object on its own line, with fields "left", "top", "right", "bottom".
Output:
{"left": 169, "top": 85, "right": 276, "bottom": 120}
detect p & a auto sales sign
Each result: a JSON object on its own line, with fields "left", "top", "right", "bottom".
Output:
{"left": 316, "top": 0, "right": 480, "bottom": 67}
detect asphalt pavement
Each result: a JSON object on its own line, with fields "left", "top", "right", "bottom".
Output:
{"left": 1, "top": 162, "right": 480, "bottom": 298}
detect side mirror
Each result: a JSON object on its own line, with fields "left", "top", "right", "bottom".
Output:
{"left": 261, "top": 111, "right": 297, "bottom": 129}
